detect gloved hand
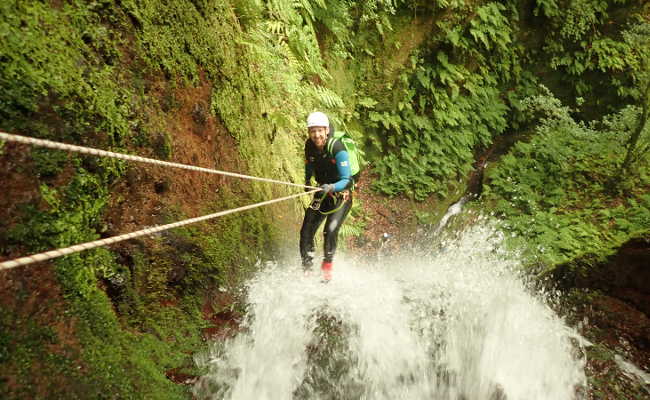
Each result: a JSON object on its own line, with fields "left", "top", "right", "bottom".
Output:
{"left": 319, "top": 184, "right": 334, "bottom": 195}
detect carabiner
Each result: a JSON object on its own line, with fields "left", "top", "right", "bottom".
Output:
{"left": 310, "top": 192, "right": 326, "bottom": 211}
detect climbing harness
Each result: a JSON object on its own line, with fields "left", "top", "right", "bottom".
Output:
{"left": 0, "top": 131, "right": 319, "bottom": 271}
{"left": 309, "top": 192, "right": 326, "bottom": 211}
{"left": 309, "top": 191, "right": 348, "bottom": 215}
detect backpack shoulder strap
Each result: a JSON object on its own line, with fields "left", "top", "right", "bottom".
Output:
{"left": 326, "top": 137, "right": 338, "bottom": 156}
{"left": 327, "top": 131, "right": 346, "bottom": 155}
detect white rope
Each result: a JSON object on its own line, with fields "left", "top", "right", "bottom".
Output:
{"left": 0, "top": 130, "right": 323, "bottom": 270}
{"left": 0, "top": 131, "right": 317, "bottom": 189}
{"left": 0, "top": 189, "right": 320, "bottom": 271}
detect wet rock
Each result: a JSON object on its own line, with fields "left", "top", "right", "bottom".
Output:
{"left": 165, "top": 368, "right": 198, "bottom": 385}
{"left": 555, "top": 235, "right": 650, "bottom": 315}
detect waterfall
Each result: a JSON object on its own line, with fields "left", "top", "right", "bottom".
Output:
{"left": 193, "top": 224, "right": 586, "bottom": 400}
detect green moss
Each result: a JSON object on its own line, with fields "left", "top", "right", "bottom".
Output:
{"left": 63, "top": 286, "right": 191, "bottom": 399}
{"left": 30, "top": 148, "right": 70, "bottom": 178}
{"left": 0, "top": 1, "right": 133, "bottom": 144}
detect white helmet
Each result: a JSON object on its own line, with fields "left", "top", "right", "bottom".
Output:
{"left": 307, "top": 111, "right": 329, "bottom": 128}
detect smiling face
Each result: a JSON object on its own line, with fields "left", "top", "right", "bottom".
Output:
{"left": 308, "top": 126, "right": 329, "bottom": 151}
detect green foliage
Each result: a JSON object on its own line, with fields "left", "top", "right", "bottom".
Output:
{"left": 0, "top": 0, "right": 132, "bottom": 143}
{"left": 63, "top": 287, "right": 190, "bottom": 399}
{"left": 0, "top": 253, "right": 201, "bottom": 400}
{"left": 527, "top": 0, "right": 642, "bottom": 115}
{"left": 7, "top": 162, "right": 119, "bottom": 255}
{"left": 364, "top": 2, "right": 514, "bottom": 199}
{"left": 483, "top": 89, "right": 650, "bottom": 267}
{"left": 30, "top": 147, "right": 69, "bottom": 178}
{"left": 0, "top": 300, "right": 87, "bottom": 399}
{"left": 338, "top": 199, "right": 366, "bottom": 245}
{"left": 619, "top": 21, "right": 650, "bottom": 100}
{"left": 353, "top": 0, "right": 646, "bottom": 203}
{"left": 533, "top": 0, "right": 560, "bottom": 17}
{"left": 120, "top": 0, "right": 221, "bottom": 83}
{"left": 171, "top": 189, "right": 275, "bottom": 291}
{"left": 615, "top": 21, "right": 650, "bottom": 177}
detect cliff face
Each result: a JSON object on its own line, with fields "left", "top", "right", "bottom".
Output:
{"left": 0, "top": 2, "right": 303, "bottom": 397}
{"left": 0, "top": 75, "right": 277, "bottom": 398}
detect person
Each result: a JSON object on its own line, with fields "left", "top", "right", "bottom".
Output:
{"left": 300, "top": 111, "right": 353, "bottom": 281}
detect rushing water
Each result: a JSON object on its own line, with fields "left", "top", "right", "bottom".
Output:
{"left": 193, "top": 224, "right": 586, "bottom": 400}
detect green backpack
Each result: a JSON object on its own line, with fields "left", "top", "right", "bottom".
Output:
{"left": 326, "top": 131, "right": 361, "bottom": 182}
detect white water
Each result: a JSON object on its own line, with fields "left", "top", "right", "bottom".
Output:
{"left": 431, "top": 196, "right": 469, "bottom": 236}
{"left": 193, "top": 224, "right": 586, "bottom": 400}
{"left": 615, "top": 354, "right": 650, "bottom": 385}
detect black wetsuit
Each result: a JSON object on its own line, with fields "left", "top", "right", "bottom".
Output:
{"left": 300, "top": 133, "right": 353, "bottom": 267}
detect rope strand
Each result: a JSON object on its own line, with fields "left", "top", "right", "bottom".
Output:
{"left": 0, "top": 131, "right": 318, "bottom": 189}
{"left": 0, "top": 131, "right": 323, "bottom": 271}
{"left": 0, "top": 189, "right": 320, "bottom": 271}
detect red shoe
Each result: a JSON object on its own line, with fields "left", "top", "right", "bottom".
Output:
{"left": 321, "top": 261, "right": 333, "bottom": 282}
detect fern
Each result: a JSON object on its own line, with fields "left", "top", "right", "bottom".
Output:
{"left": 307, "top": 85, "right": 345, "bottom": 109}
{"left": 484, "top": 89, "right": 650, "bottom": 266}
{"left": 367, "top": 23, "right": 511, "bottom": 200}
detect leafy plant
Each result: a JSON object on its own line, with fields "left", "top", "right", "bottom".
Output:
{"left": 363, "top": 2, "right": 515, "bottom": 199}
{"left": 616, "top": 22, "right": 650, "bottom": 179}
{"left": 483, "top": 88, "right": 650, "bottom": 268}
